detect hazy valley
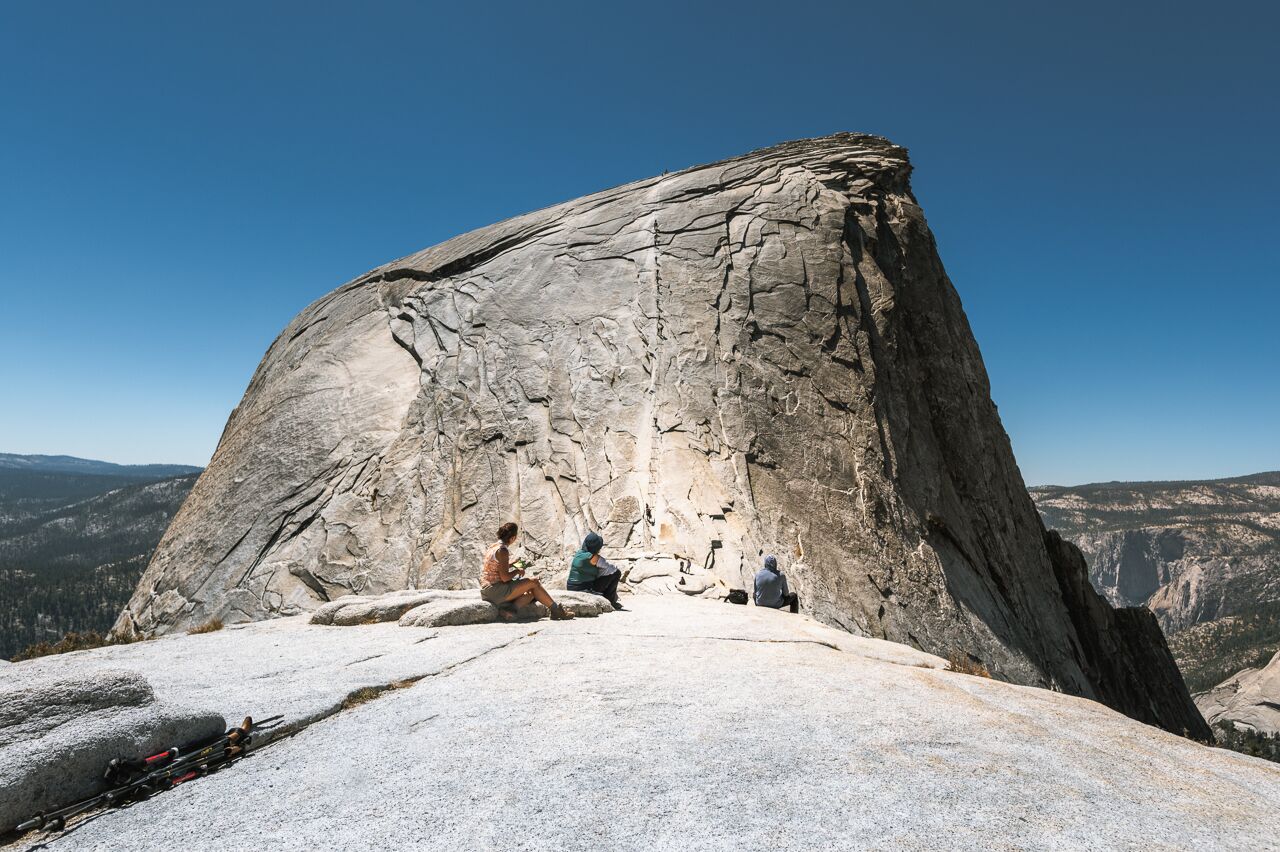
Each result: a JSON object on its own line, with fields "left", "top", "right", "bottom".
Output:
{"left": 0, "top": 455, "right": 199, "bottom": 660}
{"left": 1031, "top": 472, "right": 1280, "bottom": 694}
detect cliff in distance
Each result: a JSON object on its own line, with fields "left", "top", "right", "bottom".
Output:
{"left": 1032, "top": 472, "right": 1280, "bottom": 692}
{"left": 116, "top": 133, "right": 1208, "bottom": 738}
{"left": 1196, "top": 648, "right": 1280, "bottom": 739}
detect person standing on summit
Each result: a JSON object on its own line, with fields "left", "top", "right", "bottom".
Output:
{"left": 753, "top": 555, "right": 799, "bottom": 613}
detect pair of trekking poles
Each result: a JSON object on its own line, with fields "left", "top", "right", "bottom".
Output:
{"left": 16, "top": 714, "right": 283, "bottom": 835}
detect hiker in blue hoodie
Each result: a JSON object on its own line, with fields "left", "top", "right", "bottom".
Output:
{"left": 567, "top": 531, "right": 624, "bottom": 610}
{"left": 753, "top": 554, "right": 799, "bottom": 613}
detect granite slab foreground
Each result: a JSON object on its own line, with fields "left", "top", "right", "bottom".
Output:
{"left": 3, "top": 596, "right": 1277, "bottom": 851}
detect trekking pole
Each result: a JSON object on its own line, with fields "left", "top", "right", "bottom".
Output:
{"left": 167, "top": 745, "right": 246, "bottom": 787}
{"left": 16, "top": 714, "right": 282, "bottom": 835}
{"left": 102, "top": 714, "right": 282, "bottom": 786}
{"left": 103, "top": 716, "right": 255, "bottom": 785}
{"left": 17, "top": 741, "right": 249, "bottom": 833}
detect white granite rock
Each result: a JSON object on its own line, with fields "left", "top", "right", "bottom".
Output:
{"left": 400, "top": 596, "right": 617, "bottom": 627}
{"left": 0, "top": 669, "right": 224, "bottom": 834}
{"left": 309, "top": 589, "right": 466, "bottom": 626}
{"left": 309, "top": 588, "right": 617, "bottom": 628}
{"left": 7, "top": 597, "right": 1278, "bottom": 851}
{"left": 1196, "top": 649, "right": 1280, "bottom": 736}
{"left": 395, "top": 598, "right": 509, "bottom": 628}
{"left": 114, "top": 132, "right": 1206, "bottom": 738}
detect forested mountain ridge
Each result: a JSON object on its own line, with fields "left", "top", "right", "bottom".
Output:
{"left": 0, "top": 463, "right": 198, "bottom": 659}
{"left": 0, "top": 452, "right": 201, "bottom": 478}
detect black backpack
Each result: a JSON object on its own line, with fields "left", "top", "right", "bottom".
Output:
{"left": 725, "top": 589, "right": 748, "bottom": 605}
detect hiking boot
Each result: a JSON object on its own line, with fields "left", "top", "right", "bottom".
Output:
{"left": 611, "top": 600, "right": 625, "bottom": 611}
{"left": 549, "top": 603, "right": 576, "bottom": 621}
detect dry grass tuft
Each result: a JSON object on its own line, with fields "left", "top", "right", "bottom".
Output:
{"left": 342, "top": 686, "right": 386, "bottom": 709}
{"left": 341, "top": 678, "right": 421, "bottom": 711}
{"left": 11, "top": 630, "right": 142, "bottom": 662}
{"left": 946, "top": 652, "right": 992, "bottom": 678}
{"left": 188, "top": 618, "right": 225, "bottom": 635}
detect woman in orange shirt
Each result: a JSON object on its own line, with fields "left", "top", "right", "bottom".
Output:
{"left": 480, "top": 522, "right": 574, "bottom": 620}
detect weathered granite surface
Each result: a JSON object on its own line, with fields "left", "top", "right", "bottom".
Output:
{"left": 9, "top": 597, "right": 1279, "bottom": 851}
{"left": 116, "top": 132, "right": 1204, "bottom": 736}
{"left": 308, "top": 588, "right": 616, "bottom": 627}
{"left": 0, "top": 670, "right": 223, "bottom": 834}
{"left": 1196, "top": 649, "right": 1280, "bottom": 736}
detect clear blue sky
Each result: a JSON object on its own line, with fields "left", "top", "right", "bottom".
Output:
{"left": 1, "top": 1, "right": 1275, "bottom": 486}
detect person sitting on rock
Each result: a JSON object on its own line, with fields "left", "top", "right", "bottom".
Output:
{"left": 753, "top": 554, "right": 799, "bottom": 613}
{"left": 566, "top": 531, "right": 624, "bottom": 610}
{"left": 481, "top": 522, "right": 574, "bottom": 620}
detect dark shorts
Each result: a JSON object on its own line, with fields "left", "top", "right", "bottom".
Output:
{"left": 480, "top": 581, "right": 518, "bottom": 604}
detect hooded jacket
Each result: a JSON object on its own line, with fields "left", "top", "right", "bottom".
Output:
{"left": 753, "top": 555, "right": 789, "bottom": 608}
{"left": 568, "top": 532, "right": 606, "bottom": 585}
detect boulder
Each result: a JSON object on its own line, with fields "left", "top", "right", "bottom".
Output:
{"left": 397, "top": 599, "right": 513, "bottom": 628}
{"left": 616, "top": 554, "right": 720, "bottom": 597}
{"left": 1195, "top": 649, "right": 1280, "bottom": 736}
{"left": 310, "top": 589, "right": 469, "bottom": 626}
{"left": 310, "top": 588, "right": 617, "bottom": 628}
{"left": 0, "top": 669, "right": 224, "bottom": 834}
{"left": 621, "top": 555, "right": 690, "bottom": 584}
{"left": 115, "top": 132, "right": 1207, "bottom": 737}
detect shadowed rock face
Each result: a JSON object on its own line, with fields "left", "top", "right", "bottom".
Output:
{"left": 1044, "top": 531, "right": 1209, "bottom": 737}
{"left": 116, "top": 133, "right": 1206, "bottom": 736}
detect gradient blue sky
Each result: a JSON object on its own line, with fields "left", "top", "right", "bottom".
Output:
{"left": 1, "top": 1, "right": 1276, "bottom": 485}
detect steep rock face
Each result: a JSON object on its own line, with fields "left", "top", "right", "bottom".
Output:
{"left": 1044, "top": 531, "right": 1209, "bottom": 738}
{"left": 117, "top": 133, "right": 1203, "bottom": 735}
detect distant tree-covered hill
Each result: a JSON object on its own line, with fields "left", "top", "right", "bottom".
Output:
{"left": 0, "top": 458, "right": 200, "bottom": 659}
{"left": 0, "top": 452, "right": 201, "bottom": 478}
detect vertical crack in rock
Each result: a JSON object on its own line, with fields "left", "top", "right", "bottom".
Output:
{"left": 116, "top": 133, "right": 1209, "bottom": 738}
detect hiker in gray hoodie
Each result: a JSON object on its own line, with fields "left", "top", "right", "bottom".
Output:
{"left": 753, "top": 554, "right": 799, "bottom": 613}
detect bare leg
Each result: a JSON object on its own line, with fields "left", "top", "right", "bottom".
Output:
{"left": 502, "top": 579, "right": 555, "bottom": 608}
